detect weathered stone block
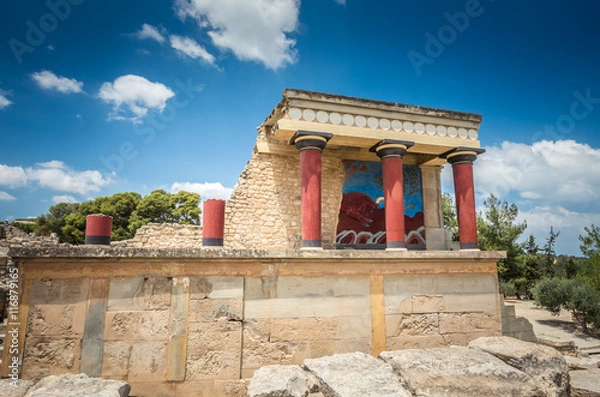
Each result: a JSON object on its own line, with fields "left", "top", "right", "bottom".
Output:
{"left": 303, "top": 352, "right": 411, "bottom": 397}
{"left": 386, "top": 335, "right": 448, "bottom": 350}
{"left": 22, "top": 337, "right": 81, "bottom": 379}
{"left": 28, "top": 304, "right": 84, "bottom": 337}
{"left": 271, "top": 318, "right": 339, "bottom": 342}
{"left": 275, "top": 276, "right": 369, "bottom": 299}
{"left": 190, "top": 276, "right": 243, "bottom": 300}
{"left": 380, "top": 347, "right": 543, "bottom": 396}
{"left": 336, "top": 315, "right": 371, "bottom": 339}
{"left": 469, "top": 336, "right": 569, "bottom": 397}
{"left": 247, "top": 365, "right": 313, "bottom": 397}
{"left": 104, "top": 311, "right": 139, "bottom": 340}
{"left": 24, "top": 373, "right": 130, "bottom": 397}
{"left": 137, "top": 310, "right": 169, "bottom": 340}
{"left": 107, "top": 278, "right": 144, "bottom": 311}
{"left": 128, "top": 341, "right": 167, "bottom": 381}
{"left": 439, "top": 312, "right": 501, "bottom": 334}
{"left": 386, "top": 314, "right": 439, "bottom": 337}
{"left": 189, "top": 299, "right": 242, "bottom": 323}
{"left": 29, "top": 279, "right": 89, "bottom": 306}
{"left": 101, "top": 341, "right": 132, "bottom": 378}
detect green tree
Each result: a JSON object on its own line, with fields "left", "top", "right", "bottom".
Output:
{"left": 129, "top": 190, "right": 201, "bottom": 232}
{"left": 35, "top": 202, "right": 80, "bottom": 241}
{"left": 477, "top": 194, "right": 527, "bottom": 282}
{"left": 541, "top": 227, "right": 560, "bottom": 278}
{"left": 442, "top": 192, "right": 458, "bottom": 241}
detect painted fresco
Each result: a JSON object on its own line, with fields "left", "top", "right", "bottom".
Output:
{"left": 336, "top": 160, "right": 425, "bottom": 247}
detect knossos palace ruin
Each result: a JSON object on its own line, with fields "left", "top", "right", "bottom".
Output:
{"left": 1, "top": 89, "right": 506, "bottom": 395}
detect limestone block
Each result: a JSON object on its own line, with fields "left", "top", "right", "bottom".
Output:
{"left": 142, "top": 277, "right": 171, "bottom": 310}
{"left": 128, "top": 381, "right": 176, "bottom": 397}
{"left": 397, "top": 295, "right": 445, "bottom": 314}
{"left": 189, "top": 299, "right": 242, "bottom": 322}
{"left": 334, "top": 337, "right": 371, "bottom": 355}
{"left": 104, "top": 312, "right": 139, "bottom": 341}
{"left": 247, "top": 365, "right": 314, "bottom": 397}
{"left": 186, "top": 320, "right": 242, "bottom": 380}
{"left": 0, "top": 379, "right": 35, "bottom": 397}
{"left": 28, "top": 304, "right": 84, "bottom": 337}
{"left": 24, "top": 373, "right": 130, "bottom": 397}
{"left": 443, "top": 293, "right": 500, "bottom": 314}
{"left": 439, "top": 312, "right": 501, "bottom": 334}
{"left": 29, "top": 279, "right": 89, "bottom": 306}
{"left": 213, "top": 380, "right": 248, "bottom": 397}
{"left": 468, "top": 336, "right": 569, "bottom": 397}
{"left": 379, "top": 347, "right": 544, "bottom": 396}
{"left": 190, "top": 276, "right": 243, "bottom": 300}
{"left": 245, "top": 277, "right": 278, "bottom": 300}
{"left": 336, "top": 315, "right": 371, "bottom": 339}
{"left": 128, "top": 341, "right": 167, "bottom": 381}
{"left": 101, "top": 341, "right": 132, "bottom": 378}
{"left": 242, "top": 322, "right": 309, "bottom": 377}
{"left": 187, "top": 320, "right": 242, "bottom": 353}
{"left": 570, "top": 368, "right": 600, "bottom": 397}
{"left": 386, "top": 314, "right": 440, "bottom": 337}
{"left": 270, "top": 318, "right": 339, "bottom": 342}
{"left": 303, "top": 352, "right": 411, "bottom": 397}
{"left": 275, "top": 276, "right": 369, "bottom": 299}
{"left": 386, "top": 335, "right": 447, "bottom": 350}
{"left": 136, "top": 310, "right": 169, "bottom": 340}
{"left": 107, "top": 278, "right": 144, "bottom": 311}
{"left": 22, "top": 337, "right": 80, "bottom": 379}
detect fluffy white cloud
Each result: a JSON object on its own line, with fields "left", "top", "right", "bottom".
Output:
{"left": 174, "top": 0, "right": 300, "bottom": 69}
{"left": 170, "top": 182, "right": 233, "bottom": 200}
{"left": 98, "top": 74, "right": 175, "bottom": 123}
{"left": 169, "top": 35, "right": 215, "bottom": 64}
{"left": 0, "top": 164, "right": 28, "bottom": 187}
{"left": 0, "top": 161, "right": 112, "bottom": 195}
{"left": 135, "top": 23, "right": 166, "bottom": 43}
{"left": 473, "top": 140, "right": 600, "bottom": 203}
{"left": 0, "top": 91, "right": 12, "bottom": 109}
{"left": 31, "top": 70, "right": 84, "bottom": 94}
{"left": 0, "top": 192, "right": 16, "bottom": 201}
{"left": 52, "top": 195, "right": 78, "bottom": 204}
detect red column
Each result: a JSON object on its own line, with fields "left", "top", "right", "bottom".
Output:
{"left": 203, "top": 199, "right": 226, "bottom": 246}
{"left": 382, "top": 156, "right": 406, "bottom": 249}
{"left": 292, "top": 131, "right": 332, "bottom": 249}
{"left": 85, "top": 214, "right": 112, "bottom": 245}
{"left": 371, "top": 140, "right": 414, "bottom": 250}
{"left": 447, "top": 150, "right": 483, "bottom": 250}
{"left": 300, "top": 149, "right": 322, "bottom": 246}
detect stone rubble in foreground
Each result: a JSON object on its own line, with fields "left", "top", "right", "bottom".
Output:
{"left": 248, "top": 336, "right": 597, "bottom": 397}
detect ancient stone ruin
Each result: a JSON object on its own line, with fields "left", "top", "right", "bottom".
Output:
{"left": 2, "top": 89, "right": 515, "bottom": 396}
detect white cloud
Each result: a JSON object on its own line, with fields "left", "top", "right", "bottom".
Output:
{"left": 170, "top": 182, "right": 233, "bottom": 200}
{"left": 0, "top": 161, "right": 112, "bottom": 195}
{"left": 135, "top": 23, "right": 166, "bottom": 43}
{"left": 98, "top": 74, "right": 175, "bottom": 123}
{"left": 333, "top": 0, "right": 346, "bottom": 4}
{"left": 174, "top": 0, "right": 300, "bottom": 69}
{"left": 0, "top": 164, "right": 28, "bottom": 187}
{"left": 473, "top": 140, "right": 600, "bottom": 204}
{"left": 517, "top": 205, "right": 600, "bottom": 256}
{"left": 169, "top": 35, "right": 215, "bottom": 64}
{"left": 52, "top": 195, "right": 78, "bottom": 204}
{"left": 0, "top": 192, "right": 16, "bottom": 201}
{"left": 31, "top": 70, "right": 84, "bottom": 94}
{"left": 0, "top": 90, "right": 12, "bottom": 109}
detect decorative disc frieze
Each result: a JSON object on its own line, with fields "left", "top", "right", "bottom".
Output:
{"left": 287, "top": 107, "right": 479, "bottom": 141}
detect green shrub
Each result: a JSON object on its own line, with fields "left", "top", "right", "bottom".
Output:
{"left": 499, "top": 280, "right": 517, "bottom": 297}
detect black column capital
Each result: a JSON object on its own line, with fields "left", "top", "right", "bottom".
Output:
{"left": 290, "top": 130, "right": 333, "bottom": 151}
{"left": 369, "top": 139, "right": 414, "bottom": 159}
{"left": 443, "top": 147, "right": 486, "bottom": 165}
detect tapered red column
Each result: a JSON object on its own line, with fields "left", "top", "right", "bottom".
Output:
{"left": 370, "top": 140, "right": 414, "bottom": 251}
{"left": 203, "top": 199, "right": 226, "bottom": 246}
{"left": 291, "top": 131, "right": 332, "bottom": 249}
{"left": 446, "top": 148, "right": 485, "bottom": 250}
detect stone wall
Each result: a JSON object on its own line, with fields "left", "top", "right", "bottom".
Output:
{"left": 224, "top": 151, "right": 345, "bottom": 250}
{"left": 2, "top": 247, "right": 504, "bottom": 397}
{"left": 120, "top": 223, "right": 203, "bottom": 249}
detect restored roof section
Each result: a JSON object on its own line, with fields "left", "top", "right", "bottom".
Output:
{"left": 257, "top": 89, "right": 484, "bottom": 165}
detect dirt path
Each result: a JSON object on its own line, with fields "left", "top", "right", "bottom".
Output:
{"left": 508, "top": 299, "right": 600, "bottom": 351}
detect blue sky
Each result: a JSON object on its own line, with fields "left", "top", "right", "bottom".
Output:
{"left": 1, "top": 0, "right": 599, "bottom": 255}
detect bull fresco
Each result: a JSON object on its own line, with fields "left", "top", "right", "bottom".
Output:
{"left": 336, "top": 160, "right": 425, "bottom": 248}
